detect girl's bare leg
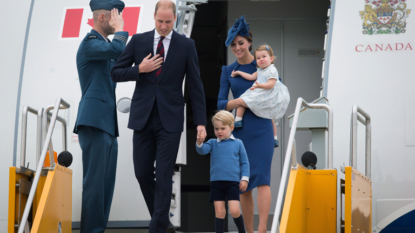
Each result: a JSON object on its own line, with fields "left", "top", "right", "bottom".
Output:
{"left": 272, "top": 119, "right": 279, "bottom": 147}
{"left": 235, "top": 98, "right": 248, "bottom": 108}
{"left": 234, "top": 99, "right": 247, "bottom": 127}
{"left": 272, "top": 119, "right": 277, "bottom": 136}
{"left": 236, "top": 106, "right": 246, "bottom": 118}
{"left": 225, "top": 98, "right": 248, "bottom": 111}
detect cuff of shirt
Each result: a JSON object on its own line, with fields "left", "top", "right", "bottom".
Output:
{"left": 196, "top": 142, "right": 203, "bottom": 148}
{"left": 241, "top": 176, "right": 249, "bottom": 182}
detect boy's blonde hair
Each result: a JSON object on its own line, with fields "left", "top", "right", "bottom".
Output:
{"left": 254, "top": 45, "right": 276, "bottom": 64}
{"left": 212, "top": 111, "right": 235, "bottom": 127}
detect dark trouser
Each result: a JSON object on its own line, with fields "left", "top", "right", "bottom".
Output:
{"left": 133, "top": 102, "right": 181, "bottom": 233}
{"left": 78, "top": 126, "right": 118, "bottom": 233}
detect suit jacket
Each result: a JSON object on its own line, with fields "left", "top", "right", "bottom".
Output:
{"left": 111, "top": 29, "right": 206, "bottom": 132}
{"left": 74, "top": 30, "right": 129, "bottom": 137}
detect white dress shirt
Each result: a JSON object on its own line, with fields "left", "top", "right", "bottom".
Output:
{"left": 153, "top": 29, "right": 173, "bottom": 61}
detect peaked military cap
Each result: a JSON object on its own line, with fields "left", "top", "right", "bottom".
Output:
{"left": 90, "top": 0, "right": 125, "bottom": 13}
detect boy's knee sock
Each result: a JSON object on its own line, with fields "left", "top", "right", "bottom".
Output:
{"left": 233, "top": 214, "right": 246, "bottom": 233}
{"left": 215, "top": 217, "right": 225, "bottom": 233}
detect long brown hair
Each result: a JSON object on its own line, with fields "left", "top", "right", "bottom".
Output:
{"left": 243, "top": 31, "right": 253, "bottom": 51}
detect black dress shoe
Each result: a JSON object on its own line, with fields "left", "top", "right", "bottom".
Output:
{"left": 166, "top": 223, "right": 176, "bottom": 233}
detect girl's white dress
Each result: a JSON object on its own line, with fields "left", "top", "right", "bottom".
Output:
{"left": 240, "top": 64, "right": 290, "bottom": 120}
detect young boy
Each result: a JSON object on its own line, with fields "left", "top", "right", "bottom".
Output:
{"left": 196, "top": 110, "right": 249, "bottom": 233}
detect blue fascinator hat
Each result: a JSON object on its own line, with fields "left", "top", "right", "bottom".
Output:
{"left": 225, "top": 16, "right": 251, "bottom": 47}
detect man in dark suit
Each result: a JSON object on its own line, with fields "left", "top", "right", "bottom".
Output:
{"left": 111, "top": 0, "right": 207, "bottom": 232}
{"left": 73, "top": 0, "right": 128, "bottom": 232}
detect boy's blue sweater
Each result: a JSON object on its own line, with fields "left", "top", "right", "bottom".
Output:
{"left": 196, "top": 137, "right": 250, "bottom": 182}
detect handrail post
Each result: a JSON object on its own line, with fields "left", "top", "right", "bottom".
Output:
{"left": 18, "top": 98, "right": 70, "bottom": 233}
{"left": 47, "top": 111, "right": 67, "bottom": 151}
{"left": 62, "top": 117, "right": 67, "bottom": 151}
{"left": 36, "top": 108, "right": 43, "bottom": 167}
{"left": 42, "top": 106, "right": 54, "bottom": 167}
{"left": 41, "top": 106, "right": 68, "bottom": 169}
{"left": 20, "top": 107, "right": 28, "bottom": 168}
{"left": 328, "top": 104, "right": 333, "bottom": 169}
{"left": 270, "top": 97, "right": 333, "bottom": 233}
{"left": 291, "top": 140, "right": 297, "bottom": 167}
{"left": 366, "top": 116, "right": 371, "bottom": 178}
{"left": 350, "top": 106, "right": 358, "bottom": 168}
{"left": 349, "top": 105, "right": 371, "bottom": 178}
{"left": 20, "top": 106, "right": 39, "bottom": 168}
{"left": 270, "top": 98, "right": 303, "bottom": 233}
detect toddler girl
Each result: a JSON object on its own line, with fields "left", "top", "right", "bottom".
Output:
{"left": 231, "top": 45, "right": 290, "bottom": 147}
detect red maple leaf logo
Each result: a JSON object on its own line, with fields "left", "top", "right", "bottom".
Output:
{"left": 87, "top": 18, "right": 94, "bottom": 28}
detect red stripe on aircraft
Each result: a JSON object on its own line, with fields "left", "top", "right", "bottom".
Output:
{"left": 62, "top": 8, "right": 84, "bottom": 38}
{"left": 123, "top": 7, "right": 141, "bottom": 36}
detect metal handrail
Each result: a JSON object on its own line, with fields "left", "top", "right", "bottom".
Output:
{"left": 47, "top": 111, "right": 67, "bottom": 153}
{"left": 291, "top": 140, "right": 297, "bottom": 168}
{"left": 175, "top": 0, "right": 206, "bottom": 36}
{"left": 178, "top": 4, "right": 197, "bottom": 11}
{"left": 18, "top": 98, "right": 70, "bottom": 233}
{"left": 270, "top": 97, "right": 333, "bottom": 233}
{"left": 42, "top": 105, "right": 68, "bottom": 169}
{"left": 36, "top": 108, "right": 44, "bottom": 167}
{"left": 349, "top": 105, "right": 371, "bottom": 178}
{"left": 20, "top": 106, "right": 38, "bottom": 168}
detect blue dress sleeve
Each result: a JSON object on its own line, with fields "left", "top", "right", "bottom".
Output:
{"left": 239, "top": 140, "right": 250, "bottom": 178}
{"left": 217, "top": 66, "right": 230, "bottom": 110}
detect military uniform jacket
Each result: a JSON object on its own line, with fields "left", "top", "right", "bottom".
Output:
{"left": 74, "top": 29, "right": 128, "bottom": 137}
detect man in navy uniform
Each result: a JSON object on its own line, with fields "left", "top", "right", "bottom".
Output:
{"left": 73, "top": 0, "right": 129, "bottom": 232}
{"left": 111, "top": 0, "right": 207, "bottom": 232}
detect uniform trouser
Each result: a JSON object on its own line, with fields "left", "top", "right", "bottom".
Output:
{"left": 133, "top": 102, "right": 181, "bottom": 233}
{"left": 78, "top": 126, "right": 118, "bottom": 233}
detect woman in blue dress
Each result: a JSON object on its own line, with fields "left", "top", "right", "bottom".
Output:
{"left": 217, "top": 17, "right": 274, "bottom": 233}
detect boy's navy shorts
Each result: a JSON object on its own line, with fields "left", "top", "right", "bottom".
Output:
{"left": 209, "top": 181, "right": 240, "bottom": 202}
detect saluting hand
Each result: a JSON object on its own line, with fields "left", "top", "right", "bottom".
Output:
{"left": 138, "top": 54, "right": 164, "bottom": 73}
{"left": 109, "top": 8, "right": 124, "bottom": 33}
